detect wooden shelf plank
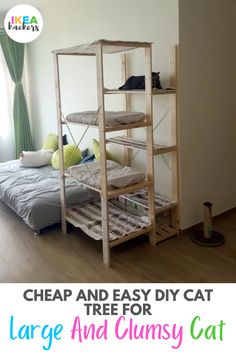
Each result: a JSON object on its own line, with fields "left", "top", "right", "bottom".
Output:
{"left": 118, "top": 188, "right": 177, "bottom": 214}
{"left": 105, "top": 88, "right": 176, "bottom": 95}
{"left": 53, "top": 39, "right": 152, "bottom": 56}
{"left": 106, "top": 136, "right": 176, "bottom": 154}
{"left": 65, "top": 200, "right": 153, "bottom": 245}
{"left": 105, "top": 121, "right": 151, "bottom": 132}
{"left": 152, "top": 88, "right": 176, "bottom": 95}
{"left": 154, "top": 145, "right": 176, "bottom": 155}
{"left": 62, "top": 120, "right": 151, "bottom": 132}
{"left": 107, "top": 180, "right": 152, "bottom": 198}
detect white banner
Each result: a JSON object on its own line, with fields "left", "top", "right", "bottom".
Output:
{"left": 0, "top": 284, "right": 234, "bottom": 353}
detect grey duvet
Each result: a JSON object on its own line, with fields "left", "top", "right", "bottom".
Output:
{"left": 0, "top": 160, "right": 99, "bottom": 231}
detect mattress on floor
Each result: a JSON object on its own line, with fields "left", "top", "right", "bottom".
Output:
{"left": 67, "top": 160, "right": 145, "bottom": 189}
{"left": 66, "top": 110, "right": 145, "bottom": 126}
{"left": 0, "top": 160, "right": 99, "bottom": 231}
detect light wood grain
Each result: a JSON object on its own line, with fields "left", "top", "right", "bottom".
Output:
{"left": 121, "top": 53, "right": 132, "bottom": 165}
{"left": 145, "top": 46, "right": 156, "bottom": 245}
{"left": 106, "top": 136, "right": 176, "bottom": 154}
{"left": 170, "top": 45, "right": 180, "bottom": 234}
{"left": 105, "top": 88, "right": 176, "bottom": 95}
{"left": 53, "top": 39, "right": 152, "bottom": 55}
{"left": 96, "top": 42, "right": 110, "bottom": 266}
{"left": 53, "top": 54, "right": 67, "bottom": 234}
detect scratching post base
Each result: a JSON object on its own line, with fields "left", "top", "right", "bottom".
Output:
{"left": 191, "top": 229, "right": 225, "bottom": 247}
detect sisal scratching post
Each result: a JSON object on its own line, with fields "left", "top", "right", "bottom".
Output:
{"left": 191, "top": 202, "right": 225, "bottom": 247}
{"left": 203, "top": 202, "right": 213, "bottom": 239}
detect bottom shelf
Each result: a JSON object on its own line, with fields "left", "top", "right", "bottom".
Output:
{"left": 118, "top": 188, "right": 177, "bottom": 214}
{"left": 117, "top": 189, "right": 179, "bottom": 244}
{"left": 156, "top": 225, "right": 178, "bottom": 243}
{"left": 66, "top": 200, "right": 152, "bottom": 245}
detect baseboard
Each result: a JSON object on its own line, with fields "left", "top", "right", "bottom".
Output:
{"left": 179, "top": 206, "right": 236, "bottom": 235}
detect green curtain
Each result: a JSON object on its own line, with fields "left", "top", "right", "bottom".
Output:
{"left": 0, "top": 29, "right": 33, "bottom": 157}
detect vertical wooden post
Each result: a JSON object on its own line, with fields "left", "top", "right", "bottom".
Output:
{"left": 96, "top": 43, "right": 110, "bottom": 266}
{"left": 145, "top": 45, "right": 156, "bottom": 245}
{"left": 53, "top": 53, "right": 67, "bottom": 235}
{"left": 121, "top": 53, "right": 132, "bottom": 166}
{"left": 121, "top": 53, "right": 129, "bottom": 110}
{"left": 170, "top": 45, "right": 180, "bottom": 233}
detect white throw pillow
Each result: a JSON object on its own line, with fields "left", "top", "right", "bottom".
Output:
{"left": 20, "top": 149, "right": 53, "bottom": 167}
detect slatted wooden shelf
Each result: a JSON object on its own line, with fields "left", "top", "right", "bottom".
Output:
{"left": 104, "top": 88, "right": 176, "bottom": 95}
{"left": 66, "top": 200, "right": 153, "bottom": 245}
{"left": 118, "top": 189, "right": 178, "bottom": 243}
{"left": 106, "top": 136, "right": 176, "bottom": 154}
{"left": 53, "top": 39, "right": 152, "bottom": 56}
{"left": 118, "top": 188, "right": 177, "bottom": 214}
{"left": 107, "top": 181, "right": 152, "bottom": 198}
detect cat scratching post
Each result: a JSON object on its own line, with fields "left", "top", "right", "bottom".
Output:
{"left": 191, "top": 202, "right": 225, "bottom": 246}
{"left": 203, "top": 202, "right": 213, "bottom": 238}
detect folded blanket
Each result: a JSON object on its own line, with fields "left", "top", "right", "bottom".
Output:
{"left": 66, "top": 111, "right": 145, "bottom": 126}
{"left": 20, "top": 149, "right": 53, "bottom": 167}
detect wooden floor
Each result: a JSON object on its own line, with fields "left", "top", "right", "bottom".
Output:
{"left": 0, "top": 201, "right": 235, "bottom": 282}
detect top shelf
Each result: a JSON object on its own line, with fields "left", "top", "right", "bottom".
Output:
{"left": 105, "top": 88, "right": 176, "bottom": 95}
{"left": 52, "top": 39, "right": 152, "bottom": 56}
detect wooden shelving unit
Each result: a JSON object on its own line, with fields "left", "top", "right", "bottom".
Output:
{"left": 53, "top": 39, "right": 156, "bottom": 266}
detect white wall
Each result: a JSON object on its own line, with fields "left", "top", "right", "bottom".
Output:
{"left": 27, "top": 0, "right": 178, "bottom": 146}
{"left": 179, "top": 0, "right": 236, "bottom": 228}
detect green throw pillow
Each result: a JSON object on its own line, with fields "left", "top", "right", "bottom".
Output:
{"left": 92, "top": 138, "right": 115, "bottom": 161}
{"left": 51, "top": 144, "right": 82, "bottom": 169}
{"left": 42, "top": 134, "right": 58, "bottom": 151}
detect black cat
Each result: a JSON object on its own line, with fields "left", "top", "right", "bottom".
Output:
{"left": 119, "top": 72, "right": 162, "bottom": 90}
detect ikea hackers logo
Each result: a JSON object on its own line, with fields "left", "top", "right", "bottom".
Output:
{"left": 4, "top": 4, "right": 43, "bottom": 43}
